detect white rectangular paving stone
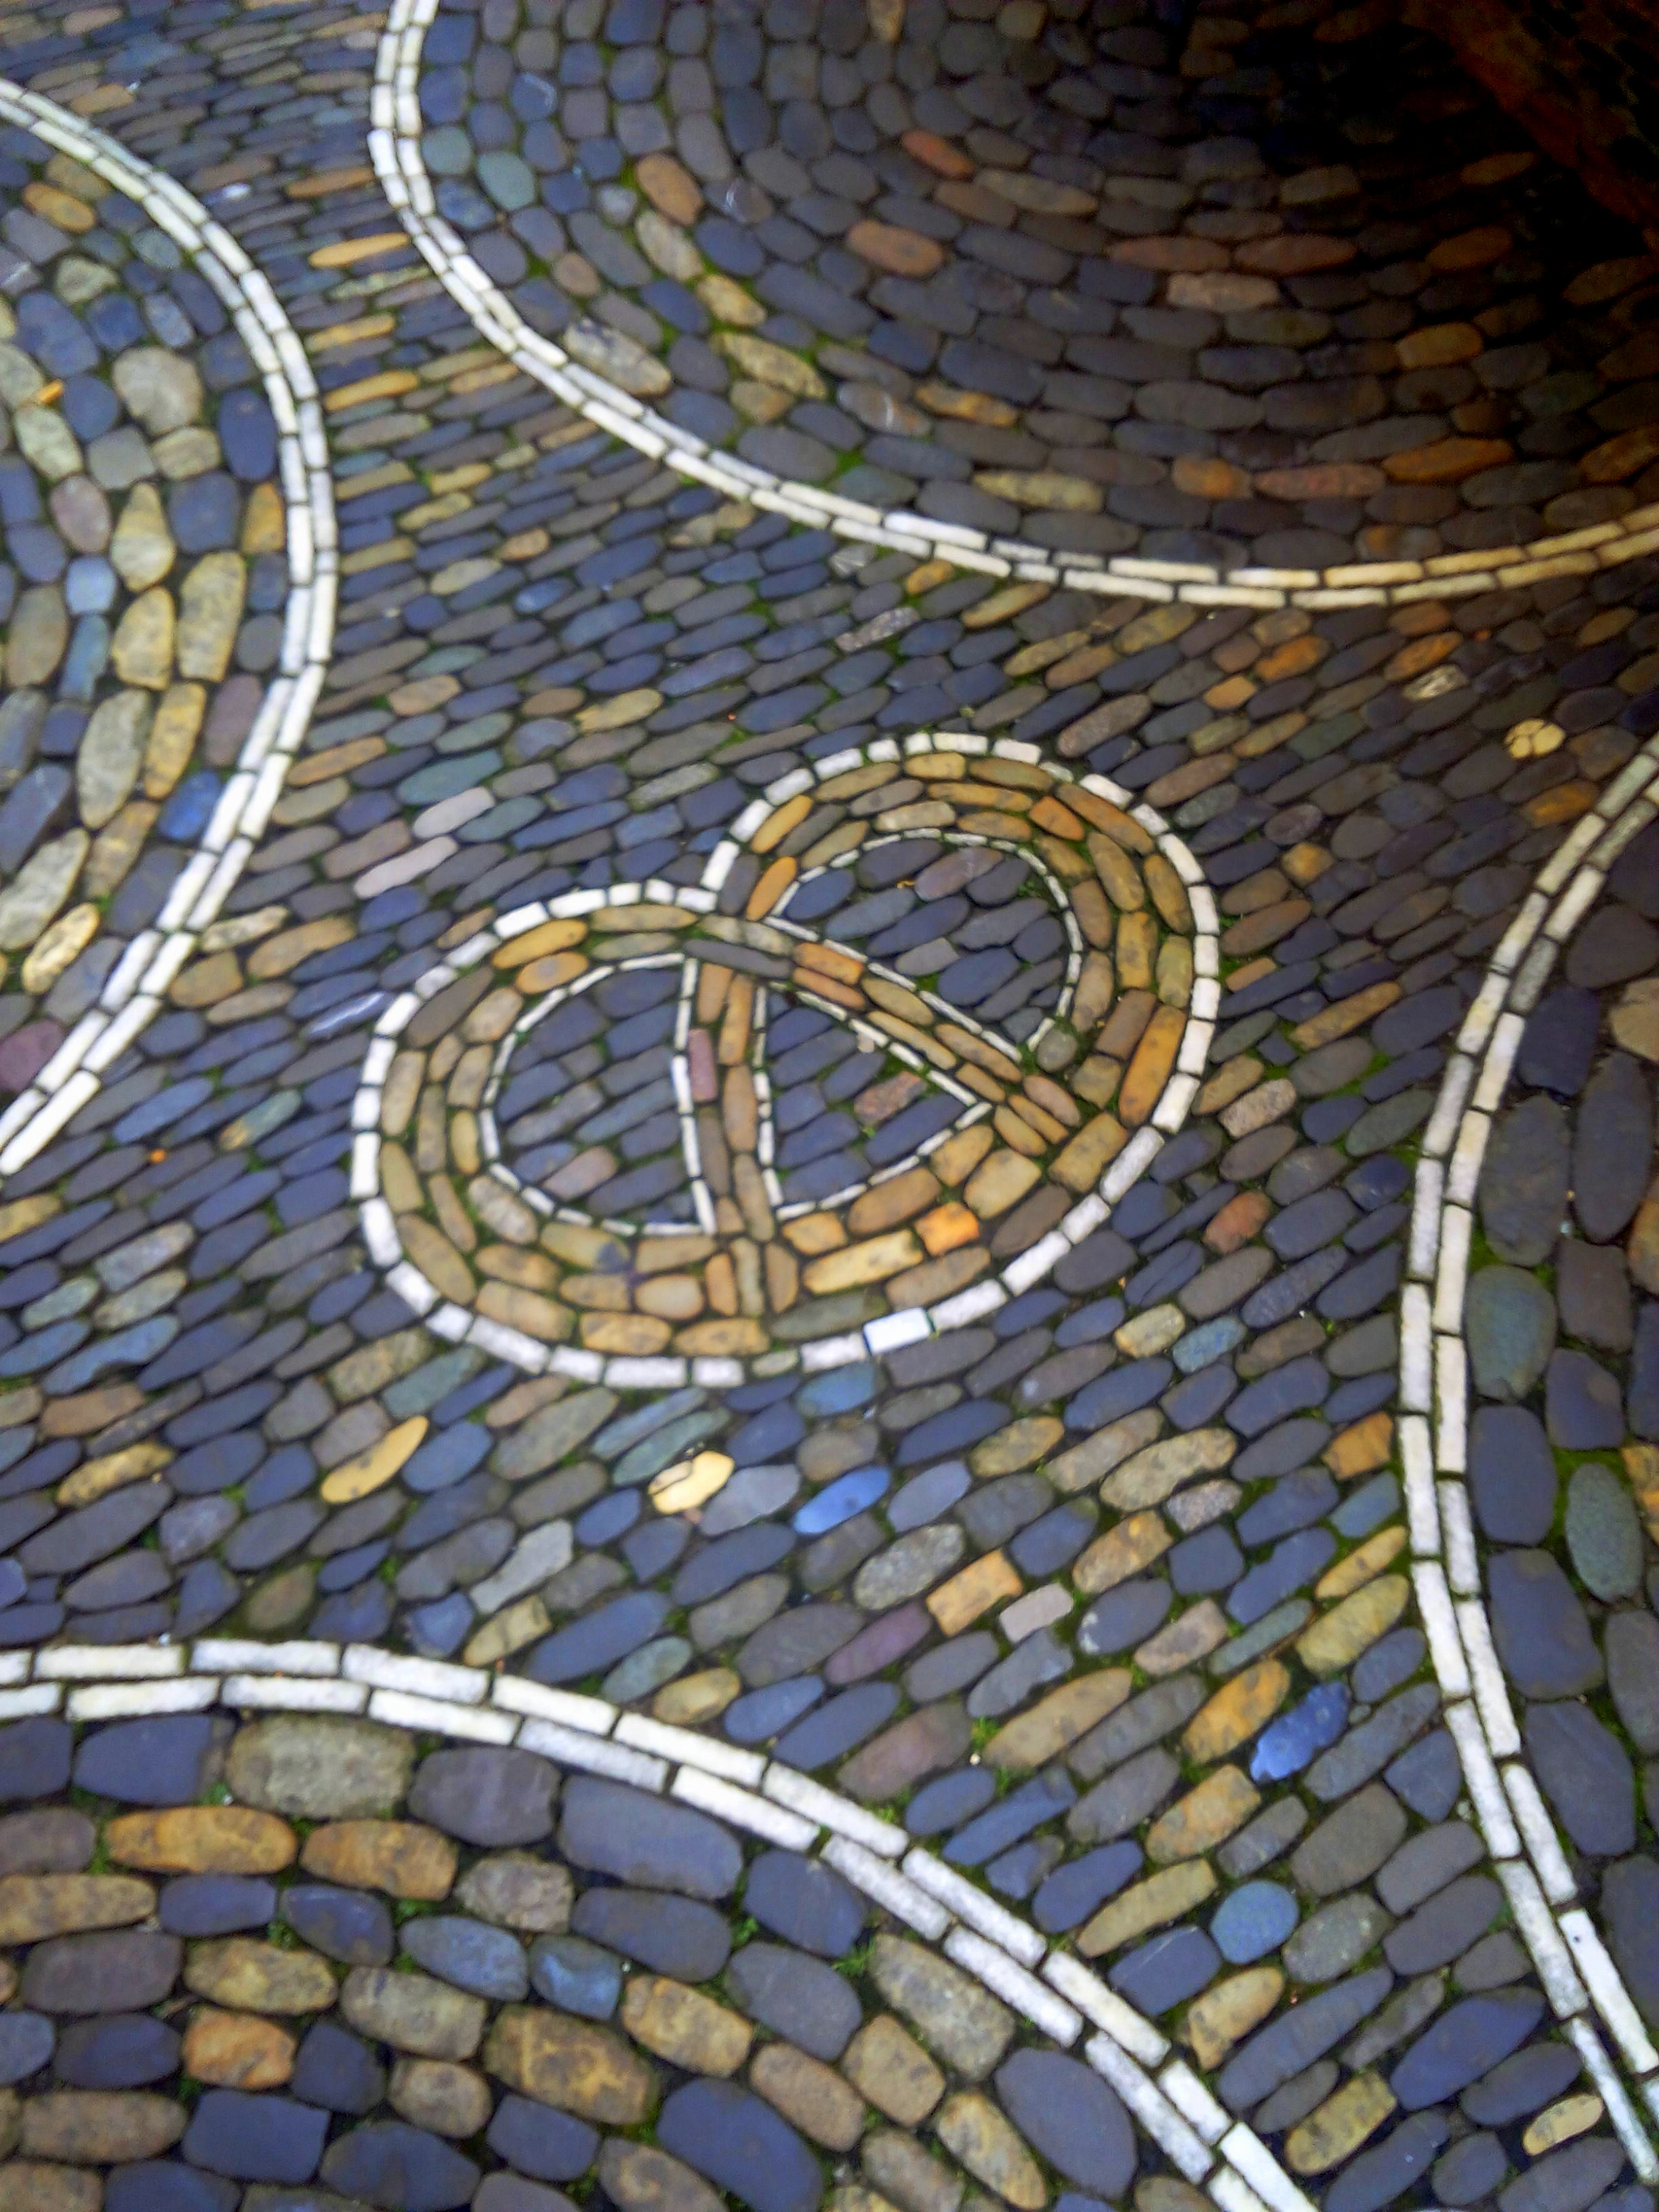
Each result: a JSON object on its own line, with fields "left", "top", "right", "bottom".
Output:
{"left": 821, "top": 1838, "right": 951, "bottom": 1938}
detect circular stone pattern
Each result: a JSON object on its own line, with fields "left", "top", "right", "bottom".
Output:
{"left": 355, "top": 733, "right": 1212, "bottom": 1382}
{"left": 0, "top": 1704, "right": 1153, "bottom": 2212}
{"left": 0, "top": 119, "right": 287, "bottom": 1105}
{"left": 409, "top": 0, "right": 1659, "bottom": 575}
{"left": 1460, "top": 809, "right": 1659, "bottom": 2013}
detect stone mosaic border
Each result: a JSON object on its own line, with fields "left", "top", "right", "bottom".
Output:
{"left": 0, "top": 1633, "right": 1316, "bottom": 2212}
{"left": 0, "top": 79, "right": 336, "bottom": 1184}
{"left": 1398, "top": 728, "right": 1659, "bottom": 2174}
{"left": 349, "top": 730, "right": 1220, "bottom": 1385}
{"left": 372, "top": 0, "right": 1659, "bottom": 619}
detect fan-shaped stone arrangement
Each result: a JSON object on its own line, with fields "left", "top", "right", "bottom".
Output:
{"left": 0, "top": 1694, "right": 1182, "bottom": 2212}
{"left": 380, "top": 0, "right": 1659, "bottom": 595}
{"left": 0, "top": 83, "right": 333, "bottom": 1189}
{"left": 0, "top": 125, "right": 285, "bottom": 1099}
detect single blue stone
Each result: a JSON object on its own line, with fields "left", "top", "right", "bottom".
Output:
{"left": 159, "top": 772, "right": 222, "bottom": 842}
{"left": 65, "top": 556, "right": 117, "bottom": 615}
{"left": 1250, "top": 1681, "right": 1350, "bottom": 1783}
{"left": 792, "top": 1462, "right": 888, "bottom": 1536}
{"left": 795, "top": 1361, "right": 877, "bottom": 1416}
{"left": 529, "top": 1933, "right": 621, "bottom": 2019}
{"left": 1210, "top": 1880, "right": 1300, "bottom": 1964}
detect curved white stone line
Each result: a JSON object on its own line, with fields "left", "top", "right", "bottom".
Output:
{"left": 349, "top": 729, "right": 1220, "bottom": 1385}
{"left": 1401, "top": 733, "right": 1659, "bottom": 2171}
{"left": 14, "top": 1635, "right": 1309, "bottom": 2212}
{"left": 371, "top": 0, "right": 1659, "bottom": 616}
{"left": 0, "top": 82, "right": 337, "bottom": 1183}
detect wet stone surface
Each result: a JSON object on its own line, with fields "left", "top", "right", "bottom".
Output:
{"left": 0, "top": 0, "right": 1654, "bottom": 2209}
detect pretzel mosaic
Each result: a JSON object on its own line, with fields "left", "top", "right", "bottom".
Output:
{"left": 351, "top": 732, "right": 1218, "bottom": 1389}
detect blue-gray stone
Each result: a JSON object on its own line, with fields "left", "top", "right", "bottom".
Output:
{"left": 726, "top": 1940, "right": 863, "bottom": 2060}
{"left": 528, "top": 1933, "right": 621, "bottom": 2019}
{"left": 995, "top": 2050, "right": 1136, "bottom": 2195}
{"left": 183, "top": 2090, "right": 329, "bottom": 2183}
{"left": 1250, "top": 1683, "right": 1349, "bottom": 1782}
{"left": 403, "top": 1914, "right": 528, "bottom": 2001}
{"left": 1390, "top": 1989, "right": 1545, "bottom": 2110}
{"left": 569, "top": 1888, "right": 730, "bottom": 1981}
{"left": 1488, "top": 1550, "right": 1602, "bottom": 1698}
{"left": 282, "top": 1883, "right": 395, "bottom": 1966}
{"left": 323, "top": 2120, "right": 481, "bottom": 2210}
{"left": 1211, "top": 1881, "right": 1299, "bottom": 1964}
{"left": 0, "top": 2008, "right": 52, "bottom": 2082}
{"left": 559, "top": 1777, "right": 741, "bottom": 1898}
{"left": 743, "top": 1849, "right": 865, "bottom": 1958}
{"left": 1465, "top": 1265, "right": 1557, "bottom": 1402}
{"left": 657, "top": 2080, "right": 821, "bottom": 2212}
{"left": 1525, "top": 1701, "right": 1635, "bottom": 1857}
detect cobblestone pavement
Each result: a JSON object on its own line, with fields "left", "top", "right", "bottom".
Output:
{"left": 0, "top": 0, "right": 1655, "bottom": 2207}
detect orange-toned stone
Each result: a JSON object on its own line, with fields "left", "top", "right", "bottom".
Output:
{"left": 182, "top": 2009, "right": 295, "bottom": 2091}
{"left": 1182, "top": 1660, "right": 1290, "bottom": 1763}
{"left": 1288, "top": 981, "right": 1401, "bottom": 1048}
{"left": 1236, "top": 233, "right": 1354, "bottom": 274}
{"left": 900, "top": 128, "right": 974, "bottom": 178}
{"left": 1120, "top": 1005, "right": 1186, "bottom": 1128}
{"left": 794, "top": 940, "right": 863, "bottom": 986}
{"left": 1383, "top": 437, "right": 1513, "bottom": 485}
{"left": 1582, "top": 426, "right": 1659, "bottom": 483}
{"left": 634, "top": 152, "right": 701, "bottom": 224}
{"left": 1524, "top": 780, "right": 1597, "bottom": 827}
{"left": 1396, "top": 322, "right": 1483, "bottom": 369}
{"left": 1254, "top": 634, "right": 1326, "bottom": 682}
{"left": 846, "top": 220, "right": 944, "bottom": 277}
{"left": 1113, "top": 237, "right": 1229, "bottom": 272}
{"left": 105, "top": 1808, "right": 296, "bottom": 1875}
{"left": 1324, "top": 1411, "right": 1393, "bottom": 1479}
{"left": 1205, "top": 674, "right": 1256, "bottom": 712}
{"left": 1384, "top": 632, "right": 1458, "bottom": 682}
{"left": 1255, "top": 462, "right": 1385, "bottom": 499}
{"left": 926, "top": 1549, "right": 1021, "bottom": 1635}
{"left": 1212, "top": 1185, "right": 1274, "bottom": 1256}
{"left": 1427, "top": 225, "right": 1511, "bottom": 270}
{"left": 300, "top": 1820, "right": 457, "bottom": 1901}
{"left": 1172, "top": 453, "right": 1252, "bottom": 500}
{"left": 1283, "top": 842, "right": 1333, "bottom": 886}
{"left": 916, "top": 1202, "right": 979, "bottom": 1257}
{"left": 1073, "top": 1511, "right": 1171, "bottom": 1595}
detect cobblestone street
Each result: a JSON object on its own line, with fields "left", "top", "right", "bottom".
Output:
{"left": 0, "top": 1, "right": 1655, "bottom": 2208}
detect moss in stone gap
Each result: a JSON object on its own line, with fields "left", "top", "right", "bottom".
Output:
{"left": 832, "top": 1938, "right": 874, "bottom": 1980}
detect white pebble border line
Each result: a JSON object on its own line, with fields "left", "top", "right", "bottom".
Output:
{"left": 0, "top": 82, "right": 337, "bottom": 1185}
{"left": 349, "top": 730, "right": 1219, "bottom": 1384}
{"left": 1400, "top": 729, "right": 1659, "bottom": 2177}
{"left": 0, "top": 1633, "right": 1312, "bottom": 2212}
{"left": 372, "top": 0, "right": 1659, "bottom": 617}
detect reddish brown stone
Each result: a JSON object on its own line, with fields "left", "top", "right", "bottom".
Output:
{"left": 1383, "top": 437, "right": 1514, "bottom": 484}
{"left": 1113, "top": 237, "right": 1229, "bottom": 272}
{"left": 1236, "top": 234, "right": 1355, "bottom": 274}
{"left": 900, "top": 128, "right": 974, "bottom": 178}
{"left": 1255, "top": 463, "right": 1385, "bottom": 499}
{"left": 847, "top": 221, "right": 945, "bottom": 277}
